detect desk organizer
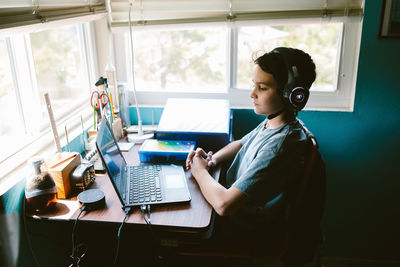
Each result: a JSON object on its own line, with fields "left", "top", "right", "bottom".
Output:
{"left": 138, "top": 139, "right": 196, "bottom": 163}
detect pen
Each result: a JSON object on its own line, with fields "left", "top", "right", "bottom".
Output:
{"left": 93, "top": 104, "right": 96, "bottom": 130}
{"left": 110, "top": 93, "right": 116, "bottom": 121}
{"left": 104, "top": 82, "right": 113, "bottom": 124}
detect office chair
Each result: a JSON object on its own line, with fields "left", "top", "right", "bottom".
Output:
{"left": 171, "top": 125, "right": 326, "bottom": 267}
{"left": 282, "top": 125, "right": 326, "bottom": 267}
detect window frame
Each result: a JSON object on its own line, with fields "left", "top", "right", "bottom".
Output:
{"left": 0, "top": 21, "right": 98, "bottom": 193}
{"left": 112, "top": 15, "right": 362, "bottom": 111}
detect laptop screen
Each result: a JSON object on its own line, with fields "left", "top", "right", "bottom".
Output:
{"left": 96, "top": 119, "right": 127, "bottom": 200}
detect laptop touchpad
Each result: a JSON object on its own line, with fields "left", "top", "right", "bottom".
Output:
{"left": 165, "top": 174, "right": 185, "bottom": 189}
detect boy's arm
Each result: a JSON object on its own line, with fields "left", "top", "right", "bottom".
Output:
{"left": 186, "top": 140, "right": 242, "bottom": 170}
{"left": 192, "top": 168, "right": 246, "bottom": 216}
{"left": 211, "top": 140, "right": 242, "bottom": 166}
{"left": 189, "top": 149, "right": 247, "bottom": 216}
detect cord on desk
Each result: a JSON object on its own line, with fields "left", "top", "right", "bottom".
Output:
{"left": 69, "top": 205, "right": 87, "bottom": 267}
{"left": 113, "top": 207, "right": 131, "bottom": 267}
{"left": 140, "top": 204, "right": 151, "bottom": 224}
{"left": 140, "top": 204, "right": 163, "bottom": 262}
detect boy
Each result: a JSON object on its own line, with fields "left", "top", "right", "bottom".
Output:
{"left": 186, "top": 47, "right": 316, "bottom": 245}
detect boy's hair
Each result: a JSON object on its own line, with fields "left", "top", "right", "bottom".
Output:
{"left": 254, "top": 47, "right": 316, "bottom": 96}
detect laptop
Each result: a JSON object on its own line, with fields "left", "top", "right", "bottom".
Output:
{"left": 95, "top": 118, "right": 191, "bottom": 208}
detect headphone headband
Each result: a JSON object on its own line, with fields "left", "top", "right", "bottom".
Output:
{"left": 271, "top": 47, "right": 309, "bottom": 112}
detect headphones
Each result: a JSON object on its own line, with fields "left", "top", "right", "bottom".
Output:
{"left": 272, "top": 47, "right": 309, "bottom": 112}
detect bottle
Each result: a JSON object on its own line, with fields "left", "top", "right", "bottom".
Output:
{"left": 25, "top": 156, "right": 57, "bottom": 212}
{"left": 105, "top": 61, "right": 119, "bottom": 111}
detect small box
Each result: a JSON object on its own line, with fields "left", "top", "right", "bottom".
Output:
{"left": 45, "top": 152, "right": 81, "bottom": 199}
{"left": 138, "top": 139, "right": 196, "bottom": 163}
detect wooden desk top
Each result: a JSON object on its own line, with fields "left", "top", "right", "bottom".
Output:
{"left": 28, "top": 144, "right": 219, "bottom": 234}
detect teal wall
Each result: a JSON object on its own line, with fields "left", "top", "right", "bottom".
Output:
{"left": 303, "top": 0, "right": 400, "bottom": 260}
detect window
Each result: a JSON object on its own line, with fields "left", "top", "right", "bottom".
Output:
{"left": 0, "top": 22, "right": 96, "bottom": 184}
{"left": 30, "top": 24, "right": 91, "bottom": 124}
{"left": 114, "top": 15, "right": 362, "bottom": 111}
{"left": 236, "top": 22, "right": 342, "bottom": 92}
{"left": 0, "top": 39, "right": 25, "bottom": 163}
{"left": 127, "top": 26, "right": 228, "bottom": 93}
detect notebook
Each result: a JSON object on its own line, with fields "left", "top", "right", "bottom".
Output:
{"left": 95, "top": 118, "right": 191, "bottom": 208}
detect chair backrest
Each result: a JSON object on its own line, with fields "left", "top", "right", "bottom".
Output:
{"left": 282, "top": 125, "right": 326, "bottom": 265}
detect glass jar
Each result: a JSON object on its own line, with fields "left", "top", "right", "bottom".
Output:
{"left": 25, "top": 156, "right": 57, "bottom": 212}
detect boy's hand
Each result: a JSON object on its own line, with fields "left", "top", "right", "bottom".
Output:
{"left": 206, "top": 151, "right": 216, "bottom": 168}
{"left": 186, "top": 150, "right": 196, "bottom": 170}
{"left": 186, "top": 148, "right": 216, "bottom": 170}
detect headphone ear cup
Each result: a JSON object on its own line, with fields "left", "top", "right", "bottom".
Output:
{"left": 289, "top": 86, "right": 309, "bottom": 111}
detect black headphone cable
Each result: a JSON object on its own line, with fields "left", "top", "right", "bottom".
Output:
{"left": 113, "top": 207, "right": 131, "bottom": 267}
{"left": 140, "top": 204, "right": 164, "bottom": 262}
{"left": 69, "top": 205, "right": 87, "bottom": 267}
{"left": 267, "top": 108, "right": 285, "bottom": 120}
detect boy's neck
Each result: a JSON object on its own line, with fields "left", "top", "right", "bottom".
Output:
{"left": 266, "top": 110, "right": 295, "bottom": 129}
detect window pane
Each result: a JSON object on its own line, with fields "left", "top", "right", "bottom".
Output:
{"left": 237, "top": 22, "right": 342, "bottom": 92}
{"left": 0, "top": 39, "right": 26, "bottom": 162}
{"left": 128, "top": 27, "right": 227, "bottom": 93}
{"left": 30, "top": 24, "right": 88, "bottom": 120}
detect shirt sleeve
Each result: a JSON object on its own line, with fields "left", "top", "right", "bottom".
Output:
{"left": 233, "top": 134, "right": 305, "bottom": 204}
{"left": 240, "top": 131, "right": 252, "bottom": 145}
{"left": 232, "top": 146, "right": 284, "bottom": 203}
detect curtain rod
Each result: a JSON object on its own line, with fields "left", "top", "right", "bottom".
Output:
{"left": 110, "top": 8, "right": 363, "bottom": 27}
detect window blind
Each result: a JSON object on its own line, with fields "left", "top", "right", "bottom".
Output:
{"left": 109, "top": 0, "right": 364, "bottom": 27}
{"left": 0, "top": 0, "right": 106, "bottom": 29}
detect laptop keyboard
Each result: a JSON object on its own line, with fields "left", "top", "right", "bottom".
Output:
{"left": 128, "top": 165, "right": 163, "bottom": 203}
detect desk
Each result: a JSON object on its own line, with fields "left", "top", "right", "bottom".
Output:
{"left": 27, "top": 144, "right": 220, "bottom": 240}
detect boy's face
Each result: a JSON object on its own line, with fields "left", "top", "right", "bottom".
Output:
{"left": 251, "top": 66, "right": 285, "bottom": 116}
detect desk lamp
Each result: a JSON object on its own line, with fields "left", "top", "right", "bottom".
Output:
{"left": 127, "top": 0, "right": 154, "bottom": 143}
